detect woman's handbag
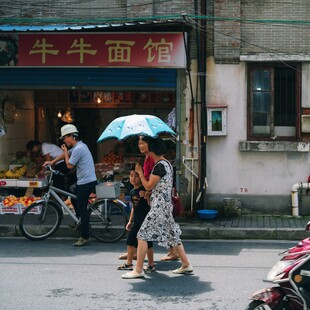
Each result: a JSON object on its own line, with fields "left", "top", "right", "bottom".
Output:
{"left": 172, "top": 188, "right": 184, "bottom": 217}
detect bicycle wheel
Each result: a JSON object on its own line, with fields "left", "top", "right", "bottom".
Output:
{"left": 88, "top": 199, "right": 128, "bottom": 243}
{"left": 19, "top": 200, "right": 63, "bottom": 241}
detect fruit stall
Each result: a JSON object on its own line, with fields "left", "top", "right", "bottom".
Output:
{"left": 0, "top": 154, "right": 135, "bottom": 215}
{"left": 95, "top": 151, "right": 141, "bottom": 207}
{"left": 0, "top": 145, "right": 164, "bottom": 215}
{"left": 0, "top": 165, "right": 46, "bottom": 215}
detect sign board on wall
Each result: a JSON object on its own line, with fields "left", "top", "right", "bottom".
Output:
{"left": 0, "top": 33, "right": 186, "bottom": 68}
{"left": 207, "top": 105, "right": 228, "bottom": 136}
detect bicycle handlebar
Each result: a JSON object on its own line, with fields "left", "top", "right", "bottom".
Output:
{"left": 44, "top": 164, "right": 64, "bottom": 177}
{"left": 44, "top": 164, "right": 52, "bottom": 171}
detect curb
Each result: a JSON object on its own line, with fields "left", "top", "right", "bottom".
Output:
{"left": 1, "top": 224, "right": 309, "bottom": 241}
{"left": 179, "top": 225, "right": 310, "bottom": 240}
{"left": 0, "top": 225, "right": 18, "bottom": 237}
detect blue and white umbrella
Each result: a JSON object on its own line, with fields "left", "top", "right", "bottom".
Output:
{"left": 97, "top": 114, "right": 176, "bottom": 142}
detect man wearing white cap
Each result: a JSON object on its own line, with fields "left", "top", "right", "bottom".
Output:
{"left": 43, "top": 124, "right": 97, "bottom": 247}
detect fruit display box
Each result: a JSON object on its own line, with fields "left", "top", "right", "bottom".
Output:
{"left": 0, "top": 195, "right": 42, "bottom": 215}
{"left": 0, "top": 203, "right": 41, "bottom": 215}
{"left": 19, "top": 204, "right": 41, "bottom": 215}
{"left": 0, "top": 178, "right": 47, "bottom": 188}
{"left": 16, "top": 179, "right": 47, "bottom": 188}
{"left": 0, "top": 203, "right": 20, "bottom": 215}
{"left": 0, "top": 179, "right": 17, "bottom": 187}
{"left": 8, "top": 165, "right": 23, "bottom": 170}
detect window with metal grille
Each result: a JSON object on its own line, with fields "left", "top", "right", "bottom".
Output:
{"left": 248, "top": 63, "right": 301, "bottom": 141}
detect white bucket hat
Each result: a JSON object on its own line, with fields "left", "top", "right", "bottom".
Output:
{"left": 60, "top": 124, "right": 78, "bottom": 139}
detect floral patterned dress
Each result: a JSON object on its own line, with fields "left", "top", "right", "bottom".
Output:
{"left": 137, "top": 159, "right": 182, "bottom": 248}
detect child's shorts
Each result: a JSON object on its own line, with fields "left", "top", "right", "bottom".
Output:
{"left": 127, "top": 224, "right": 153, "bottom": 248}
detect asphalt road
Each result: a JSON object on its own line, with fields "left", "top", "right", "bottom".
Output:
{"left": 0, "top": 238, "right": 297, "bottom": 310}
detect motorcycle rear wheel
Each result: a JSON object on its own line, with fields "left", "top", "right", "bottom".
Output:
{"left": 245, "top": 300, "right": 270, "bottom": 310}
{"left": 245, "top": 300, "right": 268, "bottom": 310}
{"left": 246, "top": 300, "right": 290, "bottom": 310}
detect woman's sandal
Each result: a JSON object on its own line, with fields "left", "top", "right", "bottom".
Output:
{"left": 122, "top": 270, "right": 145, "bottom": 279}
{"left": 117, "top": 263, "right": 133, "bottom": 270}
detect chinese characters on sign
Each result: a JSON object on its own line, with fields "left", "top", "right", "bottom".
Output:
{"left": 16, "top": 33, "right": 185, "bottom": 68}
{"left": 29, "top": 38, "right": 59, "bottom": 64}
{"left": 143, "top": 38, "right": 173, "bottom": 63}
{"left": 67, "top": 38, "right": 97, "bottom": 64}
{"left": 105, "top": 40, "right": 134, "bottom": 63}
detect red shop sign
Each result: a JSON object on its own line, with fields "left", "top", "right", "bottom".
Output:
{"left": 17, "top": 32, "right": 186, "bottom": 68}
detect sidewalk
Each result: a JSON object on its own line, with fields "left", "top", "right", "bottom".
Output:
{"left": 1, "top": 213, "right": 310, "bottom": 240}
{"left": 177, "top": 214, "right": 310, "bottom": 240}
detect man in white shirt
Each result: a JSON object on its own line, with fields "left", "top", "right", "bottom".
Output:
{"left": 26, "top": 140, "right": 68, "bottom": 190}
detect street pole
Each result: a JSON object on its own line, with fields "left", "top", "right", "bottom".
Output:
{"left": 198, "top": 0, "right": 208, "bottom": 208}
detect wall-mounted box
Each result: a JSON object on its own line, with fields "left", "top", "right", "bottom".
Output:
{"left": 207, "top": 105, "right": 227, "bottom": 136}
{"left": 302, "top": 115, "right": 310, "bottom": 133}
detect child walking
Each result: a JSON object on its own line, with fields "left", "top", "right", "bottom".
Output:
{"left": 117, "top": 169, "right": 154, "bottom": 272}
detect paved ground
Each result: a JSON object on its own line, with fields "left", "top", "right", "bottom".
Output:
{"left": 177, "top": 214, "right": 310, "bottom": 240}
{"left": 1, "top": 213, "right": 310, "bottom": 240}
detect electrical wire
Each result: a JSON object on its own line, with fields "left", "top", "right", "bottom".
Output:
{"left": 2, "top": 0, "right": 310, "bottom": 27}
{"left": 0, "top": 0, "right": 180, "bottom": 19}
{"left": 0, "top": 1, "right": 175, "bottom": 23}
{"left": 0, "top": 1, "right": 308, "bottom": 73}
{"left": 3, "top": 8, "right": 310, "bottom": 29}
{"left": 185, "top": 15, "right": 304, "bottom": 72}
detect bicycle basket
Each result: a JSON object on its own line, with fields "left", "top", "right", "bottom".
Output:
{"left": 95, "top": 182, "right": 121, "bottom": 199}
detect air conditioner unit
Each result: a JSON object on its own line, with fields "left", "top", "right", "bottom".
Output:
{"left": 301, "top": 115, "right": 310, "bottom": 133}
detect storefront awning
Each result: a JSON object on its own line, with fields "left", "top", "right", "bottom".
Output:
{"left": 0, "top": 20, "right": 186, "bottom": 32}
{"left": 0, "top": 68, "right": 177, "bottom": 90}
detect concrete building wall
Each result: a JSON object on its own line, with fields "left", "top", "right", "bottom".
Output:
{"left": 214, "top": 0, "right": 241, "bottom": 63}
{"left": 0, "top": 0, "right": 196, "bottom": 20}
{"left": 241, "top": 0, "right": 310, "bottom": 55}
{"left": 204, "top": 58, "right": 310, "bottom": 214}
{"left": 204, "top": 0, "right": 310, "bottom": 213}
{"left": 2, "top": 0, "right": 310, "bottom": 214}
{"left": 0, "top": 1, "right": 127, "bottom": 19}
{"left": 213, "top": 0, "right": 310, "bottom": 62}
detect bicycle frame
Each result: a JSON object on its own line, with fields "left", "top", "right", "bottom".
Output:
{"left": 40, "top": 166, "right": 125, "bottom": 225}
{"left": 19, "top": 165, "right": 129, "bottom": 243}
{"left": 38, "top": 166, "right": 80, "bottom": 224}
{"left": 45, "top": 186, "right": 80, "bottom": 224}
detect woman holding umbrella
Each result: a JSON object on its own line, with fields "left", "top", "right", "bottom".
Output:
{"left": 122, "top": 137, "right": 193, "bottom": 279}
{"left": 140, "top": 136, "right": 180, "bottom": 262}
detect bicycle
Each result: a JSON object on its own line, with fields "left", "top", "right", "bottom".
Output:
{"left": 19, "top": 165, "right": 129, "bottom": 243}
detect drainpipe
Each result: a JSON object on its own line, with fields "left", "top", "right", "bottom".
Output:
{"left": 195, "top": 0, "right": 208, "bottom": 208}
{"left": 291, "top": 182, "right": 310, "bottom": 216}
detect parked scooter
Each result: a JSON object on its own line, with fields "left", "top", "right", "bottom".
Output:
{"left": 246, "top": 224, "right": 310, "bottom": 310}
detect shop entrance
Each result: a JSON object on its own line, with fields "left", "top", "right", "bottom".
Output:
{"left": 35, "top": 89, "right": 176, "bottom": 166}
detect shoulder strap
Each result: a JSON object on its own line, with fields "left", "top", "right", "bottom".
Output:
{"left": 166, "top": 159, "right": 174, "bottom": 175}
{"left": 159, "top": 159, "right": 174, "bottom": 194}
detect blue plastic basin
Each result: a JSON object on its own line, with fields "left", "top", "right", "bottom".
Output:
{"left": 197, "top": 209, "right": 218, "bottom": 220}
